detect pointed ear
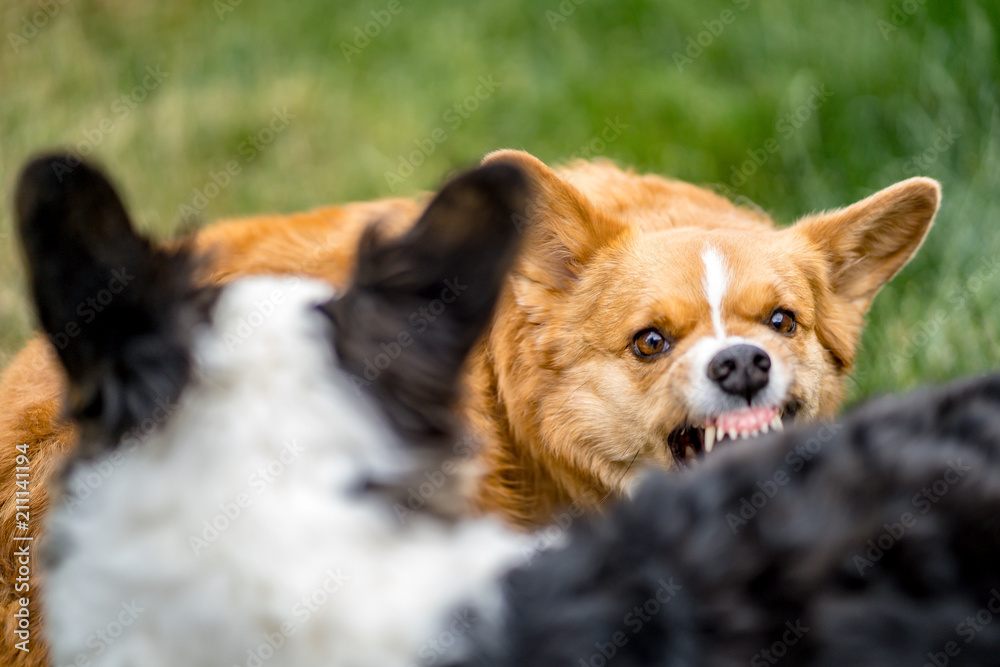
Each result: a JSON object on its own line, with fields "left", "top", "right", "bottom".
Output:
{"left": 481, "top": 150, "right": 626, "bottom": 321}
{"left": 789, "top": 177, "right": 940, "bottom": 371}
{"left": 793, "top": 177, "right": 940, "bottom": 310}
{"left": 323, "top": 161, "right": 527, "bottom": 443}
{"left": 15, "top": 154, "right": 207, "bottom": 449}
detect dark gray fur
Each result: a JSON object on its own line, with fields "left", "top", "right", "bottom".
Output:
{"left": 322, "top": 162, "right": 527, "bottom": 449}
{"left": 457, "top": 373, "right": 1000, "bottom": 667}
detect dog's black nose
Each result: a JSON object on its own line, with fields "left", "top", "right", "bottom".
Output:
{"left": 707, "top": 344, "right": 771, "bottom": 403}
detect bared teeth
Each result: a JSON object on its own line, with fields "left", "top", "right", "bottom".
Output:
{"left": 694, "top": 408, "right": 787, "bottom": 458}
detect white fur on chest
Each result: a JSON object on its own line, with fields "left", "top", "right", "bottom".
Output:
{"left": 44, "top": 277, "right": 525, "bottom": 667}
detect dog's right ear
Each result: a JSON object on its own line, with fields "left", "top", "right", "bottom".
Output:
{"left": 481, "top": 150, "right": 627, "bottom": 323}
{"left": 15, "top": 154, "right": 207, "bottom": 450}
{"left": 789, "top": 177, "right": 940, "bottom": 370}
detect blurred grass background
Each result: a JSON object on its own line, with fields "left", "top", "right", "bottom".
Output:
{"left": 0, "top": 0, "right": 997, "bottom": 404}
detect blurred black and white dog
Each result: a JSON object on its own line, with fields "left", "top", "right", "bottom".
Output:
{"left": 19, "top": 154, "right": 530, "bottom": 666}
{"left": 18, "top": 155, "right": 1000, "bottom": 667}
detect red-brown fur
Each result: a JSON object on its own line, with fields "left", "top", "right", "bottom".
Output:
{"left": 0, "top": 151, "right": 938, "bottom": 664}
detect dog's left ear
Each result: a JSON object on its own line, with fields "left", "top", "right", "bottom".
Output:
{"left": 792, "top": 177, "right": 941, "bottom": 311}
{"left": 15, "top": 154, "right": 206, "bottom": 450}
{"left": 323, "top": 161, "right": 527, "bottom": 444}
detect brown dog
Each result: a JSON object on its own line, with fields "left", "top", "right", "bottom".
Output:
{"left": 0, "top": 150, "right": 938, "bottom": 665}
{"left": 463, "top": 151, "right": 939, "bottom": 525}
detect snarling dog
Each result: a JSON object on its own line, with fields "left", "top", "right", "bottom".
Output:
{"left": 17, "top": 155, "right": 528, "bottom": 666}
{"left": 465, "top": 152, "right": 940, "bottom": 525}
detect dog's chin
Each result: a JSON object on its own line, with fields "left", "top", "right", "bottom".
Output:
{"left": 666, "top": 400, "right": 801, "bottom": 468}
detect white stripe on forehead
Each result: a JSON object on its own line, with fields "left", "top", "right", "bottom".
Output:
{"left": 701, "top": 246, "right": 729, "bottom": 339}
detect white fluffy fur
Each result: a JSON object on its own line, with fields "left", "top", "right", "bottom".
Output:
{"left": 44, "top": 277, "right": 527, "bottom": 667}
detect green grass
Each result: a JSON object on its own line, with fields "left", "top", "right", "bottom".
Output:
{"left": 1, "top": 0, "right": 998, "bottom": 404}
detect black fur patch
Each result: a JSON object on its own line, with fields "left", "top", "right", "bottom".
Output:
{"left": 455, "top": 373, "right": 1000, "bottom": 666}
{"left": 322, "top": 161, "right": 527, "bottom": 448}
{"left": 15, "top": 154, "right": 213, "bottom": 454}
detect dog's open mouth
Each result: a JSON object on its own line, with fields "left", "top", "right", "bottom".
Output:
{"left": 668, "top": 402, "right": 799, "bottom": 467}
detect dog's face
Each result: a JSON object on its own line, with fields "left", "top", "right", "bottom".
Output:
{"left": 484, "top": 151, "right": 940, "bottom": 492}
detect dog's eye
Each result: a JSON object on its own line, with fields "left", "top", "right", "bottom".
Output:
{"left": 632, "top": 329, "right": 669, "bottom": 358}
{"left": 768, "top": 309, "right": 796, "bottom": 335}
